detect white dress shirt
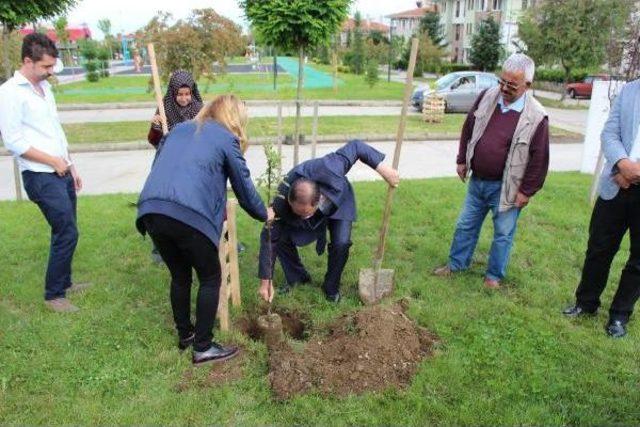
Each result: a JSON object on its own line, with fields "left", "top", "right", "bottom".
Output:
{"left": 0, "top": 70, "right": 69, "bottom": 172}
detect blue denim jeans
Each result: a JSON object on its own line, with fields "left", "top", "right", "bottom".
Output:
{"left": 22, "top": 171, "right": 78, "bottom": 300}
{"left": 448, "top": 176, "right": 521, "bottom": 281}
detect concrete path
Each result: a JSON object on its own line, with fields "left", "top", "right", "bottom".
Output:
{"left": 0, "top": 140, "right": 584, "bottom": 201}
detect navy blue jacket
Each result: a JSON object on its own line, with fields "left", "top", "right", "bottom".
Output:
{"left": 136, "top": 120, "right": 267, "bottom": 247}
{"left": 272, "top": 140, "right": 385, "bottom": 250}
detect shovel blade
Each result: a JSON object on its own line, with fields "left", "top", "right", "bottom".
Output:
{"left": 358, "top": 268, "right": 394, "bottom": 305}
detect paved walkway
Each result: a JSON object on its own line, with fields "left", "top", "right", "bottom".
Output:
{"left": 0, "top": 140, "right": 584, "bottom": 201}
{"left": 57, "top": 103, "right": 588, "bottom": 135}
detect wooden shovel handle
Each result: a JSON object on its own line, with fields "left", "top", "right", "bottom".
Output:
{"left": 372, "top": 37, "right": 419, "bottom": 271}
{"left": 147, "top": 43, "right": 168, "bottom": 135}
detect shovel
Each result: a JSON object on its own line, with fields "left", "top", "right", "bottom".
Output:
{"left": 358, "top": 37, "right": 419, "bottom": 305}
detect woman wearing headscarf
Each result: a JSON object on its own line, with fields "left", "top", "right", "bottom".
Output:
{"left": 147, "top": 70, "right": 203, "bottom": 147}
{"left": 137, "top": 95, "right": 274, "bottom": 366}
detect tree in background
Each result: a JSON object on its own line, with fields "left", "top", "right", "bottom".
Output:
{"left": 0, "top": 0, "right": 77, "bottom": 80}
{"left": 140, "top": 9, "right": 243, "bottom": 85}
{"left": 519, "top": 0, "right": 631, "bottom": 99}
{"left": 97, "top": 18, "right": 117, "bottom": 60}
{"left": 469, "top": 16, "right": 502, "bottom": 72}
{"left": 365, "top": 58, "right": 379, "bottom": 88}
{"left": 350, "top": 11, "right": 365, "bottom": 74}
{"left": 78, "top": 39, "right": 101, "bottom": 82}
{"left": 419, "top": 11, "right": 447, "bottom": 48}
{"left": 53, "top": 16, "right": 71, "bottom": 65}
{"left": 241, "top": 0, "right": 351, "bottom": 165}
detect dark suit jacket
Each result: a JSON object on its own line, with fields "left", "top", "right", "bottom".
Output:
{"left": 271, "top": 140, "right": 385, "bottom": 251}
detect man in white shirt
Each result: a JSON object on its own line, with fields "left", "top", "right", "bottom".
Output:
{"left": 0, "top": 33, "right": 87, "bottom": 312}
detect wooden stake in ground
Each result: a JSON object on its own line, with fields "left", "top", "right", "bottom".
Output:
{"left": 147, "top": 43, "right": 168, "bottom": 135}
{"left": 311, "top": 101, "right": 319, "bottom": 159}
{"left": 277, "top": 102, "right": 283, "bottom": 176}
{"left": 358, "top": 37, "right": 419, "bottom": 305}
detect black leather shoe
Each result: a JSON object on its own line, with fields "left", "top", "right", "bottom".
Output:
{"left": 562, "top": 305, "right": 597, "bottom": 317}
{"left": 178, "top": 332, "right": 195, "bottom": 351}
{"left": 278, "top": 274, "right": 311, "bottom": 295}
{"left": 277, "top": 282, "right": 295, "bottom": 295}
{"left": 606, "top": 319, "right": 627, "bottom": 338}
{"left": 192, "top": 342, "right": 239, "bottom": 366}
{"left": 325, "top": 291, "right": 341, "bottom": 303}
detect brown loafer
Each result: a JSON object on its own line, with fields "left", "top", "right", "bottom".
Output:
{"left": 433, "top": 265, "right": 453, "bottom": 277}
{"left": 67, "top": 282, "right": 92, "bottom": 294}
{"left": 484, "top": 278, "right": 501, "bottom": 289}
{"left": 45, "top": 298, "right": 79, "bottom": 312}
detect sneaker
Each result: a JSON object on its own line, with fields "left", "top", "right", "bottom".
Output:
{"left": 45, "top": 298, "right": 79, "bottom": 312}
{"left": 67, "top": 282, "right": 92, "bottom": 294}
{"left": 192, "top": 342, "right": 239, "bottom": 366}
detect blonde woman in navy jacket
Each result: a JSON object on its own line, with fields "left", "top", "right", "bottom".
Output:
{"left": 137, "top": 95, "right": 274, "bottom": 366}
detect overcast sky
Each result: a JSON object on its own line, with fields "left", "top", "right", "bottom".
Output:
{"left": 62, "top": 0, "right": 423, "bottom": 38}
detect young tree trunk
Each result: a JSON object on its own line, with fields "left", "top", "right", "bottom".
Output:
{"left": 2, "top": 26, "right": 12, "bottom": 80}
{"left": 560, "top": 65, "right": 571, "bottom": 101}
{"left": 294, "top": 45, "right": 304, "bottom": 166}
{"left": 2, "top": 26, "right": 23, "bottom": 201}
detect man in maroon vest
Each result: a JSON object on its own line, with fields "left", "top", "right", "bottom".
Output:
{"left": 433, "top": 53, "right": 550, "bottom": 289}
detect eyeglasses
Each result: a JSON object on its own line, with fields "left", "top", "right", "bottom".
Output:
{"left": 499, "top": 78, "right": 521, "bottom": 92}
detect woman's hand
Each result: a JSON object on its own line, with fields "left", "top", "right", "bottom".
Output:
{"left": 151, "top": 114, "right": 162, "bottom": 126}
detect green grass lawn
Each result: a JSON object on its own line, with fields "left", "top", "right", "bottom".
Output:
{"left": 61, "top": 115, "right": 577, "bottom": 145}
{"left": 1, "top": 173, "right": 638, "bottom": 424}
{"left": 54, "top": 68, "right": 406, "bottom": 104}
{"left": 535, "top": 96, "right": 590, "bottom": 110}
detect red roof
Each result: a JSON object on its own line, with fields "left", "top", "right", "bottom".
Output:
{"left": 19, "top": 26, "right": 92, "bottom": 43}
{"left": 387, "top": 4, "right": 438, "bottom": 19}
{"left": 342, "top": 18, "right": 389, "bottom": 33}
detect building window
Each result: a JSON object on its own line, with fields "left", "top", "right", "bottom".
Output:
{"left": 522, "top": 0, "right": 528, "bottom": 8}
{"left": 468, "top": 0, "right": 474, "bottom": 10}
{"left": 492, "top": 0, "right": 502, "bottom": 10}
{"left": 455, "top": 1, "right": 461, "bottom": 17}
{"left": 455, "top": 24, "right": 462, "bottom": 41}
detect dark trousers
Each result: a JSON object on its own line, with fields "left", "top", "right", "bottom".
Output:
{"left": 259, "top": 219, "right": 352, "bottom": 296}
{"left": 22, "top": 171, "right": 78, "bottom": 301}
{"left": 575, "top": 186, "right": 640, "bottom": 321}
{"left": 142, "top": 214, "right": 221, "bottom": 352}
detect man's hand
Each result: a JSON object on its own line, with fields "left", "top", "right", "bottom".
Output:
{"left": 616, "top": 159, "right": 640, "bottom": 183}
{"left": 515, "top": 191, "right": 530, "bottom": 208}
{"left": 376, "top": 164, "right": 400, "bottom": 187}
{"left": 613, "top": 173, "right": 632, "bottom": 189}
{"left": 266, "top": 206, "right": 275, "bottom": 223}
{"left": 70, "top": 164, "right": 82, "bottom": 192}
{"left": 50, "top": 156, "right": 69, "bottom": 177}
{"left": 258, "top": 279, "right": 274, "bottom": 303}
{"left": 456, "top": 164, "right": 468, "bottom": 182}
